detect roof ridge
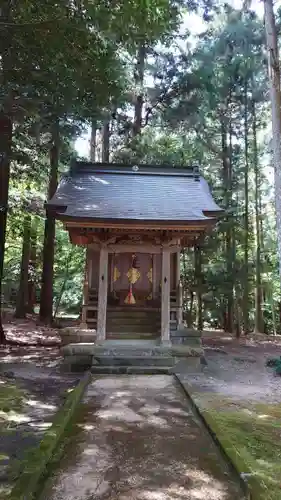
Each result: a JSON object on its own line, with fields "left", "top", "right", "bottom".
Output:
{"left": 69, "top": 160, "right": 200, "bottom": 178}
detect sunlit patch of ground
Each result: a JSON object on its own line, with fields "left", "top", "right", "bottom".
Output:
{"left": 0, "top": 379, "right": 26, "bottom": 415}
{"left": 39, "top": 376, "right": 243, "bottom": 500}
{"left": 0, "top": 363, "right": 79, "bottom": 497}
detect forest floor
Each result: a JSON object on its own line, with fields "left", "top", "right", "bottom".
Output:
{"left": 0, "top": 331, "right": 81, "bottom": 497}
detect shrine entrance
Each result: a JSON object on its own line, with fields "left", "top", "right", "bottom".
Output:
{"left": 109, "top": 253, "right": 160, "bottom": 307}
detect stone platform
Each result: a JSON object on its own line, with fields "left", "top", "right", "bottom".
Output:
{"left": 61, "top": 334, "right": 203, "bottom": 374}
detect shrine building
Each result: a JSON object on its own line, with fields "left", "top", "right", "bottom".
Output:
{"left": 48, "top": 161, "right": 222, "bottom": 346}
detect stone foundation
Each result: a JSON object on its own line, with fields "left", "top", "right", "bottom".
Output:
{"left": 59, "top": 327, "right": 96, "bottom": 347}
{"left": 60, "top": 337, "right": 203, "bottom": 374}
{"left": 171, "top": 328, "right": 202, "bottom": 347}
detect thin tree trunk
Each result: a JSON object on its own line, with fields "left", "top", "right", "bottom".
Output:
{"left": 252, "top": 99, "right": 264, "bottom": 333}
{"left": 221, "top": 118, "right": 234, "bottom": 332}
{"left": 264, "top": 0, "right": 281, "bottom": 284}
{"left": 195, "top": 245, "right": 203, "bottom": 331}
{"left": 188, "top": 291, "right": 194, "bottom": 328}
{"left": 102, "top": 120, "right": 110, "bottom": 162}
{"left": 27, "top": 218, "right": 37, "bottom": 314}
{"left": 90, "top": 119, "right": 96, "bottom": 162}
{"left": 133, "top": 44, "right": 146, "bottom": 137}
{"left": 39, "top": 119, "right": 59, "bottom": 324}
{"left": 53, "top": 250, "right": 72, "bottom": 319}
{"left": 14, "top": 213, "right": 31, "bottom": 318}
{"left": 243, "top": 80, "right": 250, "bottom": 334}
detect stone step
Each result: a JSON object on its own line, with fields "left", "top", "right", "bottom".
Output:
{"left": 106, "top": 324, "right": 160, "bottom": 331}
{"left": 107, "top": 316, "right": 160, "bottom": 323}
{"left": 107, "top": 333, "right": 159, "bottom": 340}
{"left": 107, "top": 314, "right": 160, "bottom": 321}
{"left": 91, "top": 347, "right": 171, "bottom": 358}
{"left": 90, "top": 365, "right": 172, "bottom": 375}
{"left": 106, "top": 306, "right": 160, "bottom": 313}
{"left": 106, "top": 327, "right": 160, "bottom": 335}
{"left": 93, "top": 355, "right": 175, "bottom": 367}
{"left": 62, "top": 342, "right": 203, "bottom": 359}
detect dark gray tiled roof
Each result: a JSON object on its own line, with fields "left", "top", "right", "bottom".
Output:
{"left": 48, "top": 162, "right": 222, "bottom": 223}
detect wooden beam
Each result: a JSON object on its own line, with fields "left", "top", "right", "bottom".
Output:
{"left": 64, "top": 220, "right": 213, "bottom": 231}
{"left": 89, "top": 243, "right": 180, "bottom": 254}
{"left": 161, "top": 246, "right": 171, "bottom": 344}
{"left": 96, "top": 246, "right": 108, "bottom": 342}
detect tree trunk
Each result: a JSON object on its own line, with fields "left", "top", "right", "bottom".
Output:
{"left": 90, "top": 119, "right": 96, "bottom": 162}
{"left": 0, "top": 113, "right": 12, "bottom": 344}
{"left": 264, "top": 0, "right": 281, "bottom": 284}
{"left": 53, "top": 251, "right": 72, "bottom": 319}
{"left": 133, "top": 44, "right": 146, "bottom": 137}
{"left": 187, "top": 291, "right": 194, "bottom": 328}
{"left": 195, "top": 245, "right": 203, "bottom": 331}
{"left": 243, "top": 80, "right": 250, "bottom": 334}
{"left": 39, "top": 119, "right": 59, "bottom": 324}
{"left": 102, "top": 120, "right": 110, "bottom": 162}
{"left": 14, "top": 214, "right": 31, "bottom": 318}
{"left": 27, "top": 218, "right": 38, "bottom": 314}
{"left": 252, "top": 99, "right": 264, "bottom": 333}
{"left": 0, "top": 2, "right": 13, "bottom": 343}
{"left": 221, "top": 118, "right": 234, "bottom": 332}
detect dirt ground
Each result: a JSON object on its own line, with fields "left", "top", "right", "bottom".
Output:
{"left": 0, "top": 340, "right": 81, "bottom": 497}
{"left": 201, "top": 334, "right": 281, "bottom": 403}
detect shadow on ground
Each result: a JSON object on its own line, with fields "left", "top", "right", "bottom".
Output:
{"left": 0, "top": 351, "right": 80, "bottom": 497}
{"left": 40, "top": 375, "right": 243, "bottom": 500}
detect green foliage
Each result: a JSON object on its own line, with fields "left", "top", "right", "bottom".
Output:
{"left": 1, "top": 1, "right": 280, "bottom": 335}
{"left": 266, "top": 357, "right": 281, "bottom": 375}
{"left": 0, "top": 383, "right": 26, "bottom": 414}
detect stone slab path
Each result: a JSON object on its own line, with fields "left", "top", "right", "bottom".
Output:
{"left": 40, "top": 375, "right": 243, "bottom": 500}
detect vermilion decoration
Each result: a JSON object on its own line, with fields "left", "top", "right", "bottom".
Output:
{"left": 124, "top": 287, "right": 136, "bottom": 305}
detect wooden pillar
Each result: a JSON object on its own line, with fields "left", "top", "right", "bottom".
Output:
{"left": 81, "top": 247, "right": 89, "bottom": 328}
{"left": 96, "top": 246, "right": 108, "bottom": 342}
{"left": 110, "top": 253, "right": 114, "bottom": 293}
{"left": 152, "top": 254, "right": 157, "bottom": 299}
{"left": 161, "top": 246, "right": 171, "bottom": 344}
{"left": 176, "top": 250, "right": 183, "bottom": 327}
{"left": 88, "top": 248, "right": 93, "bottom": 290}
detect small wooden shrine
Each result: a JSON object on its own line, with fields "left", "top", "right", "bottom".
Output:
{"left": 48, "top": 161, "right": 222, "bottom": 344}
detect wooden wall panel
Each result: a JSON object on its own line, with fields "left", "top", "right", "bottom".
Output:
{"left": 88, "top": 249, "right": 99, "bottom": 289}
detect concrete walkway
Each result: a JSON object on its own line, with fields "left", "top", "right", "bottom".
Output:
{"left": 40, "top": 375, "right": 244, "bottom": 500}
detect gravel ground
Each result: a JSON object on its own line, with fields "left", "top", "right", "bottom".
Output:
{"left": 193, "top": 339, "right": 281, "bottom": 403}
